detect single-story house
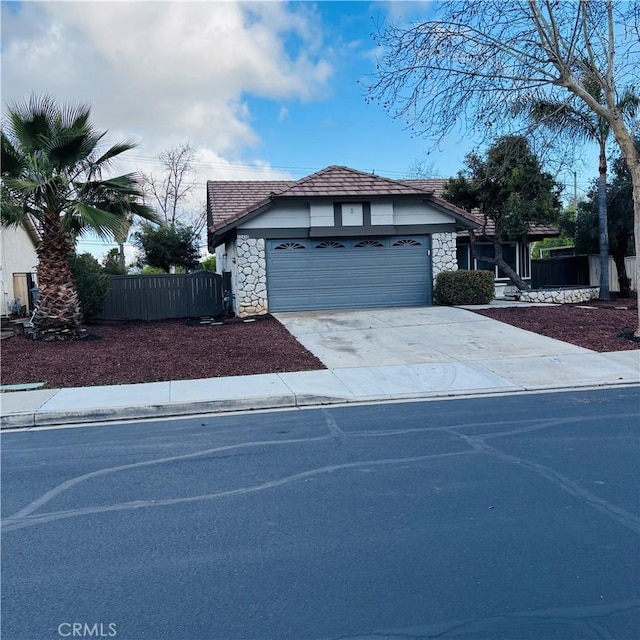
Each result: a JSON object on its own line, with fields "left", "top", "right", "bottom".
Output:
{"left": 206, "top": 166, "right": 557, "bottom": 317}
{"left": 0, "top": 217, "right": 39, "bottom": 317}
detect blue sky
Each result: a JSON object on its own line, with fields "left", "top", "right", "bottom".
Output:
{"left": 1, "top": 1, "right": 596, "bottom": 259}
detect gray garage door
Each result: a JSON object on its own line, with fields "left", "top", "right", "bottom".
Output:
{"left": 266, "top": 236, "right": 432, "bottom": 312}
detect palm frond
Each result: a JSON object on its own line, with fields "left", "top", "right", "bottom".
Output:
{"left": 0, "top": 189, "right": 29, "bottom": 227}
{"left": 124, "top": 200, "right": 158, "bottom": 224}
{"left": 93, "top": 141, "right": 138, "bottom": 169}
{"left": 64, "top": 202, "right": 128, "bottom": 239}
{"left": 1, "top": 133, "right": 25, "bottom": 177}
{"left": 618, "top": 88, "right": 640, "bottom": 119}
{"left": 1, "top": 176, "right": 42, "bottom": 193}
{"left": 6, "top": 95, "right": 56, "bottom": 153}
{"left": 528, "top": 99, "right": 598, "bottom": 141}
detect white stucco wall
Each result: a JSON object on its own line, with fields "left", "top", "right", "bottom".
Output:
{"left": 239, "top": 202, "right": 310, "bottom": 229}
{"left": 240, "top": 199, "right": 456, "bottom": 229}
{"left": 371, "top": 201, "right": 394, "bottom": 225}
{"left": 393, "top": 200, "right": 453, "bottom": 225}
{"left": 0, "top": 225, "right": 39, "bottom": 316}
{"left": 310, "top": 203, "right": 334, "bottom": 227}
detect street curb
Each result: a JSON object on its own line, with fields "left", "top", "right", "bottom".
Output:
{"left": 3, "top": 380, "right": 639, "bottom": 430}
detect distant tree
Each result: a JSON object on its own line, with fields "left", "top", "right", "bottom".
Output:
{"left": 141, "top": 143, "right": 206, "bottom": 235}
{"left": 572, "top": 144, "right": 637, "bottom": 295}
{"left": 531, "top": 236, "right": 574, "bottom": 260}
{"left": 68, "top": 253, "right": 110, "bottom": 320}
{"left": 1, "top": 95, "right": 156, "bottom": 339}
{"left": 407, "top": 158, "right": 437, "bottom": 179}
{"left": 134, "top": 223, "right": 200, "bottom": 273}
{"left": 102, "top": 248, "right": 127, "bottom": 275}
{"left": 199, "top": 255, "right": 217, "bottom": 272}
{"left": 442, "top": 135, "right": 561, "bottom": 290}
{"left": 139, "top": 265, "right": 166, "bottom": 275}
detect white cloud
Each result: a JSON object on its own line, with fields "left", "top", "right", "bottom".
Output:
{"left": 278, "top": 106, "right": 289, "bottom": 122}
{"left": 1, "top": 1, "right": 332, "bottom": 166}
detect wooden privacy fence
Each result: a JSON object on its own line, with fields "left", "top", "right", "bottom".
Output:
{"left": 99, "top": 272, "right": 230, "bottom": 321}
{"left": 588, "top": 255, "right": 637, "bottom": 293}
{"left": 531, "top": 255, "right": 590, "bottom": 289}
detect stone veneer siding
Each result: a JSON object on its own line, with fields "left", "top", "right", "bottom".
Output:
{"left": 236, "top": 236, "right": 268, "bottom": 317}
{"left": 519, "top": 287, "right": 600, "bottom": 304}
{"left": 431, "top": 232, "right": 457, "bottom": 282}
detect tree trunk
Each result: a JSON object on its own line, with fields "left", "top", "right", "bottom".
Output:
{"left": 605, "top": 117, "right": 640, "bottom": 336}
{"left": 468, "top": 232, "right": 530, "bottom": 291}
{"left": 630, "top": 161, "right": 640, "bottom": 336}
{"left": 117, "top": 242, "right": 126, "bottom": 271}
{"left": 32, "top": 211, "right": 83, "bottom": 340}
{"left": 611, "top": 249, "right": 631, "bottom": 297}
{"left": 597, "top": 142, "right": 610, "bottom": 300}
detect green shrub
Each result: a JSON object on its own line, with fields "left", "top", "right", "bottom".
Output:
{"left": 199, "top": 255, "right": 217, "bottom": 272}
{"left": 434, "top": 269, "right": 495, "bottom": 305}
{"left": 69, "top": 252, "right": 110, "bottom": 319}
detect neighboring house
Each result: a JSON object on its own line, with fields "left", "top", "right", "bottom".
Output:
{"left": 406, "top": 179, "right": 559, "bottom": 294}
{"left": 0, "top": 217, "right": 39, "bottom": 317}
{"left": 207, "top": 166, "right": 479, "bottom": 317}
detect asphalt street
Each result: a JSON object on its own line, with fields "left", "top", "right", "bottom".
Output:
{"left": 2, "top": 388, "right": 639, "bottom": 640}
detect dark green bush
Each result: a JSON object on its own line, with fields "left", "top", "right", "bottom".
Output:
{"left": 434, "top": 269, "right": 495, "bottom": 305}
{"left": 69, "top": 252, "right": 110, "bottom": 320}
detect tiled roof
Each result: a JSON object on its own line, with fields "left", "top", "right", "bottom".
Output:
{"left": 403, "top": 179, "right": 559, "bottom": 239}
{"left": 403, "top": 178, "right": 448, "bottom": 197}
{"left": 206, "top": 166, "right": 557, "bottom": 239}
{"left": 275, "top": 165, "right": 436, "bottom": 197}
{"left": 207, "top": 166, "right": 478, "bottom": 234}
{"left": 206, "top": 180, "right": 294, "bottom": 229}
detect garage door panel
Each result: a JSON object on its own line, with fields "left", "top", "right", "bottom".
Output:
{"left": 266, "top": 237, "right": 432, "bottom": 311}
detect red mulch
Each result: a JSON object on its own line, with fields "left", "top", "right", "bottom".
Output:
{"left": 474, "top": 297, "right": 640, "bottom": 352}
{"left": 1, "top": 315, "right": 325, "bottom": 389}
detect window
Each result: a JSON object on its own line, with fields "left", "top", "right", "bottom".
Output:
{"left": 314, "top": 241, "right": 345, "bottom": 249}
{"left": 456, "top": 245, "right": 470, "bottom": 270}
{"left": 472, "top": 242, "right": 520, "bottom": 279}
{"left": 392, "top": 239, "right": 422, "bottom": 247}
{"left": 274, "top": 242, "right": 306, "bottom": 250}
{"left": 354, "top": 239, "right": 384, "bottom": 248}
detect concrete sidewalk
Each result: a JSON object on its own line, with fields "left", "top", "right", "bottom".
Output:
{"left": 2, "top": 349, "right": 638, "bottom": 429}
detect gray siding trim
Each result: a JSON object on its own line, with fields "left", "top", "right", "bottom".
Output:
{"left": 242, "top": 228, "right": 311, "bottom": 239}
{"left": 241, "top": 224, "right": 453, "bottom": 238}
{"left": 310, "top": 225, "right": 396, "bottom": 237}
{"left": 396, "top": 223, "right": 457, "bottom": 234}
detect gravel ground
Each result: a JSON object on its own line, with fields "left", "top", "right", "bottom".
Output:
{"left": 2, "top": 301, "right": 638, "bottom": 389}
{"left": 474, "top": 297, "right": 640, "bottom": 352}
{"left": 0, "top": 315, "right": 325, "bottom": 389}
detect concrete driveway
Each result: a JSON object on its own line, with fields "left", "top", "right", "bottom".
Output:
{"left": 274, "top": 306, "right": 591, "bottom": 369}
{"left": 274, "top": 307, "right": 640, "bottom": 393}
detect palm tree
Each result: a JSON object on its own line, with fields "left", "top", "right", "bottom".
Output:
{"left": 518, "top": 84, "right": 638, "bottom": 300}
{"left": 1, "top": 95, "right": 157, "bottom": 339}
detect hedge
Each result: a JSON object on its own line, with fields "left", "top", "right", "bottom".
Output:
{"left": 434, "top": 270, "right": 495, "bottom": 305}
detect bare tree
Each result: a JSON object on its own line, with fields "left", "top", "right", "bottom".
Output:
{"left": 367, "top": 0, "right": 640, "bottom": 334}
{"left": 141, "top": 143, "right": 207, "bottom": 236}
{"left": 407, "top": 157, "right": 438, "bottom": 179}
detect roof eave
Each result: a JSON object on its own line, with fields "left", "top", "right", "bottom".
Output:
{"left": 423, "top": 197, "right": 479, "bottom": 230}
{"left": 208, "top": 197, "right": 276, "bottom": 250}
